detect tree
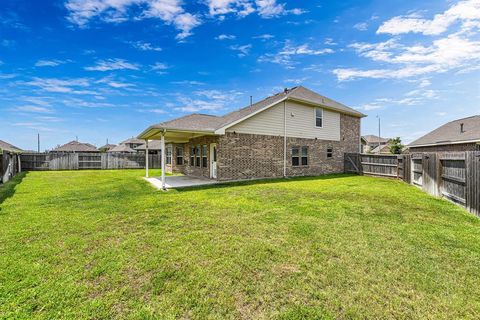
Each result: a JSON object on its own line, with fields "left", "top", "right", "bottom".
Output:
{"left": 389, "top": 137, "right": 404, "bottom": 154}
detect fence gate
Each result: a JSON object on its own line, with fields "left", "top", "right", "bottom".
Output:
{"left": 411, "top": 155, "right": 423, "bottom": 187}
{"left": 466, "top": 151, "right": 480, "bottom": 216}
{"left": 422, "top": 153, "right": 439, "bottom": 197}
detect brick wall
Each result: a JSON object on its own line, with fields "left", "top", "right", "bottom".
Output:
{"left": 167, "top": 114, "right": 361, "bottom": 181}
{"left": 216, "top": 114, "right": 361, "bottom": 181}
{"left": 180, "top": 136, "right": 219, "bottom": 178}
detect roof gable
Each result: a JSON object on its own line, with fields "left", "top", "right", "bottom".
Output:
{"left": 0, "top": 139, "right": 23, "bottom": 153}
{"left": 409, "top": 115, "right": 480, "bottom": 147}
{"left": 362, "top": 135, "right": 390, "bottom": 144}
{"left": 52, "top": 141, "right": 98, "bottom": 152}
{"left": 138, "top": 86, "right": 365, "bottom": 139}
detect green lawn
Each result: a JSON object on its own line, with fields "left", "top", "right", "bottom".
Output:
{"left": 1, "top": 170, "right": 480, "bottom": 319}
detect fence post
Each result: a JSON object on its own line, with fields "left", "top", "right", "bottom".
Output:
{"left": 466, "top": 151, "right": 480, "bottom": 216}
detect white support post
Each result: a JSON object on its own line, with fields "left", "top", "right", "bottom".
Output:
{"left": 145, "top": 139, "right": 149, "bottom": 178}
{"left": 161, "top": 133, "right": 166, "bottom": 190}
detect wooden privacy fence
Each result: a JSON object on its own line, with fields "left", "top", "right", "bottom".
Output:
{"left": 1, "top": 151, "right": 22, "bottom": 184}
{"left": 344, "top": 153, "right": 411, "bottom": 182}
{"left": 20, "top": 152, "right": 162, "bottom": 171}
{"left": 345, "top": 152, "right": 480, "bottom": 216}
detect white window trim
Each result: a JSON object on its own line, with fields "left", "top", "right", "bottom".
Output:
{"left": 314, "top": 107, "right": 323, "bottom": 128}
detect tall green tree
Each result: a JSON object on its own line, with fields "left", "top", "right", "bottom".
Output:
{"left": 389, "top": 137, "right": 404, "bottom": 154}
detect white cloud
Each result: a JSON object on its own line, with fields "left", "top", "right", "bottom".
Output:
{"left": 129, "top": 41, "right": 162, "bottom": 51}
{"left": 205, "top": 0, "right": 304, "bottom": 18}
{"left": 174, "top": 89, "right": 243, "bottom": 112}
{"left": 15, "top": 105, "right": 53, "bottom": 113}
{"left": 97, "top": 77, "right": 134, "bottom": 88}
{"left": 253, "top": 33, "right": 274, "bottom": 40}
{"left": 353, "top": 22, "right": 368, "bottom": 31}
{"left": 229, "top": 44, "right": 252, "bottom": 57}
{"left": 151, "top": 62, "right": 170, "bottom": 71}
{"left": 259, "top": 42, "right": 334, "bottom": 68}
{"left": 284, "top": 77, "right": 309, "bottom": 84}
{"left": 255, "top": 0, "right": 285, "bottom": 18}
{"left": 324, "top": 38, "right": 337, "bottom": 45}
{"left": 171, "top": 80, "right": 205, "bottom": 85}
{"left": 206, "top": 0, "right": 255, "bottom": 16}
{"left": 35, "top": 59, "right": 70, "bottom": 67}
{"left": 377, "top": 0, "right": 480, "bottom": 35}
{"left": 25, "top": 77, "right": 92, "bottom": 94}
{"left": 65, "top": 0, "right": 200, "bottom": 39}
{"left": 336, "top": 34, "right": 480, "bottom": 80}
{"left": 215, "top": 34, "right": 236, "bottom": 40}
{"left": 435, "top": 111, "right": 447, "bottom": 116}
{"left": 85, "top": 58, "right": 140, "bottom": 71}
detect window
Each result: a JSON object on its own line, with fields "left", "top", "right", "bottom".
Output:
{"left": 292, "top": 147, "right": 308, "bottom": 166}
{"left": 202, "top": 145, "right": 208, "bottom": 168}
{"left": 166, "top": 146, "right": 172, "bottom": 165}
{"left": 315, "top": 107, "right": 323, "bottom": 127}
{"left": 327, "top": 147, "right": 333, "bottom": 158}
{"left": 190, "top": 146, "right": 195, "bottom": 166}
{"left": 195, "top": 145, "right": 201, "bottom": 167}
{"left": 176, "top": 147, "right": 184, "bottom": 165}
{"left": 292, "top": 147, "right": 300, "bottom": 166}
{"left": 301, "top": 147, "right": 308, "bottom": 165}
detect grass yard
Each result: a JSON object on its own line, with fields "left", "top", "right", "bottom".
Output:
{"left": 1, "top": 170, "right": 480, "bottom": 319}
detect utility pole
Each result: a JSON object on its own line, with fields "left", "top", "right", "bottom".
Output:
{"left": 37, "top": 133, "right": 40, "bottom": 153}
{"left": 376, "top": 115, "right": 381, "bottom": 154}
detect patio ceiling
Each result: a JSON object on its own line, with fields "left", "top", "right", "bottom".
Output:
{"left": 138, "top": 128, "right": 217, "bottom": 143}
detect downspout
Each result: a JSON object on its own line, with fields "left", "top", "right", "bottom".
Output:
{"left": 145, "top": 139, "right": 149, "bottom": 178}
{"left": 283, "top": 100, "right": 287, "bottom": 178}
{"left": 161, "top": 131, "right": 166, "bottom": 190}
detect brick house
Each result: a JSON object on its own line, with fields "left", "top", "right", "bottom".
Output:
{"left": 138, "top": 86, "right": 365, "bottom": 187}
{"left": 361, "top": 135, "right": 390, "bottom": 153}
{"left": 408, "top": 115, "right": 480, "bottom": 152}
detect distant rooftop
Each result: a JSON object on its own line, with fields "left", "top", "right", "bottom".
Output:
{"left": 51, "top": 141, "right": 98, "bottom": 152}
{"left": 409, "top": 115, "right": 480, "bottom": 147}
{"left": 362, "top": 135, "right": 390, "bottom": 144}
{"left": 0, "top": 139, "right": 23, "bottom": 153}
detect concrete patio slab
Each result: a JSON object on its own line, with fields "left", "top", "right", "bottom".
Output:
{"left": 145, "top": 175, "right": 218, "bottom": 190}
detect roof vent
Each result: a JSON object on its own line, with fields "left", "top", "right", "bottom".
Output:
{"left": 460, "top": 123, "right": 465, "bottom": 133}
{"left": 284, "top": 88, "right": 289, "bottom": 94}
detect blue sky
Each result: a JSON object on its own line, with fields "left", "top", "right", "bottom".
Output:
{"left": 1, "top": 0, "right": 479, "bottom": 150}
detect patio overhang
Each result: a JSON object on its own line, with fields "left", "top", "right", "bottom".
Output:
{"left": 137, "top": 126, "right": 217, "bottom": 143}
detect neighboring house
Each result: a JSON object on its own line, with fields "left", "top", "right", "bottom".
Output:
{"left": 138, "top": 86, "right": 365, "bottom": 182}
{"left": 120, "top": 138, "right": 145, "bottom": 150}
{"left": 361, "top": 135, "right": 390, "bottom": 153}
{"left": 99, "top": 144, "right": 117, "bottom": 152}
{"left": 51, "top": 141, "right": 98, "bottom": 153}
{"left": 408, "top": 115, "right": 480, "bottom": 152}
{"left": 108, "top": 144, "right": 136, "bottom": 153}
{"left": 0, "top": 139, "right": 23, "bottom": 153}
{"left": 134, "top": 140, "right": 162, "bottom": 154}
{"left": 370, "top": 144, "right": 392, "bottom": 154}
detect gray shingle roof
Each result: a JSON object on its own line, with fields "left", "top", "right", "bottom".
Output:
{"left": 139, "top": 86, "right": 365, "bottom": 137}
{"left": 409, "top": 115, "right": 480, "bottom": 147}
{"left": 362, "top": 135, "right": 390, "bottom": 144}
{"left": 51, "top": 141, "right": 98, "bottom": 152}
{"left": 99, "top": 144, "right": 116, "bottom": 151}
{"left": 153, "top": 114, "right": 225, "bottom": 132}
{"left": 0, "top": 139, "right": 23, "bottom": 153}
{"left": 134, "top": 140, "right": 162, "bottom": 150}
{"left": 121, "top": 137, "right": 145, "bottom": 144}
{"left": 108, "top": 144, "right": 136, "bottom": 153}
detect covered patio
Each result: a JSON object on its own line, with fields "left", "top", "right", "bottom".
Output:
{"left": 138, "top": 114, "right": 223, "bottom": 190}
{"left": 144, "top": 175, "right": 218, "bottom": 190}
